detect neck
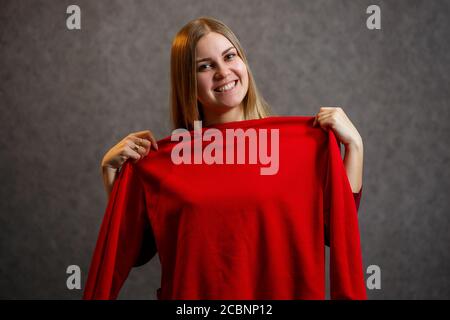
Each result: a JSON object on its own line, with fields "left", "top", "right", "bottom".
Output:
{"left": 202, "top": 105, "right": 245, "bottom": 127}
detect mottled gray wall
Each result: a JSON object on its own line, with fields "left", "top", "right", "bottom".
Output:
{"left": 0, "top": 0, "right": 449, "bottom": 299}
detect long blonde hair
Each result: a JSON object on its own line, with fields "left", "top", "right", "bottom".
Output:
{"left": 170, "top": 17, "right": 272, "bottom": 130}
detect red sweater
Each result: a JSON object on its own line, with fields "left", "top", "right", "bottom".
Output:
{"left": 83, "top": 116, "right": 367, "bottom": 300}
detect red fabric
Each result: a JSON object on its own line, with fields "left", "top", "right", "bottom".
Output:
{"left": 83, "top": 116, "right": 367, "bottom": 300}
{"left": 353, "top": 186, "right": 362, "bottom": 212}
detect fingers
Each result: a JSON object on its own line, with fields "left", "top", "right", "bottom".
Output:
{"left": 313, "top": 113, "right": 334, "bottom": 131}
{"left": 129, "top": 136, "right": 151, "bottom": 155}
{"left": 313, "top": 107, "right": 343, "bottom": 127}
{"left": 121, "top": 130, "right": 159, "bottom": 164}
{"left": 131, "top": 130, "right": 158, "bottom": 151}
{"left": 124, "top": 139, "right": 144, "bottom": 161}
{"left": 319, "top": 106, "right": 341, "bottom": 111}
{"left": 132, "top": 130, "right": 159, "bottom": 151}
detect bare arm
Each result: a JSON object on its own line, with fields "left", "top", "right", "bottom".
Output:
{"left": 313, "top": 107, "right": 364, "bottom": 194}
{"left": 101, "top": 165, "right": 120, "bottom": 197}
{"left": 343, "top": 138, "right": 363, "bottom": 193}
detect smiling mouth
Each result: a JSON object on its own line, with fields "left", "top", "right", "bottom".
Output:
{"left": 214, "top": 80, "right": 238, "bottom": 93}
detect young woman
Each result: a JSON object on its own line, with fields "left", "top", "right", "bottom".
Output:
{"left": 100, "top": 17, "right": 363, "bottom": 199}
{"left": 87, "top": 16, "right": 365, "bottom": 300}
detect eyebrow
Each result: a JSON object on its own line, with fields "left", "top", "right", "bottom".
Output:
{"left": 196, "top": 47, "right": 236, "bottom": 63}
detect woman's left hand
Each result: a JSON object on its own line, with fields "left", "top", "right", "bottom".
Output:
{"left": 312, "top": 107, "right": 362, "bottom": 147}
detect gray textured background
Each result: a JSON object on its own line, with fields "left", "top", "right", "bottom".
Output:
{"left": 0, "top": 0, "right": 449, "bottom": 299}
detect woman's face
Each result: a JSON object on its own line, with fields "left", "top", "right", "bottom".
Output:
{"left": 195, "top": 32, "right": 249, "bottom": 116}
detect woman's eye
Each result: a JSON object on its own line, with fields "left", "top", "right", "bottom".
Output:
{"left": 198, "top": 64, "right": 211, "bottom": 71}
{"left": 197, "top": 54, "right": 236, "bottom": 71}
{"left": 226, "top": 53, "right": 236, "bottom": 60}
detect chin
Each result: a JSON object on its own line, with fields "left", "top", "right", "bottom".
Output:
{"left": 213, "top": 97, "right": 245, "bottom": 109}
{"left": 215, "top": 102, "right": 243, "bottom": 110}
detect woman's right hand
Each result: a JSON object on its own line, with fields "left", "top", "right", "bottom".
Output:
{"left": 101, "top": 130, "right": 159, "bottom": 169}
{"left": 101, "top": 130, "right": 158, "bottom": 197}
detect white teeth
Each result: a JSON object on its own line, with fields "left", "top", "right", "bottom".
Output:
{"left": 215, "top": 81, "right": 236, "bottom": 92}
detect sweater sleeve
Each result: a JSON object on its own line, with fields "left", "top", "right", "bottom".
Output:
{"left": 353, "top": 186, "right": 363, "bottom": 212}
{"left": 325, "top": 186, "right": 362, "bottom": 249}
{"left": 323, "top": 130, "right": 367, "bottom": 300}
{"left": 83, "top": 161, "right": 156, "bottom": 300}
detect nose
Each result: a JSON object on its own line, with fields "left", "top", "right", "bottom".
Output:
{"left": 214, "top": 61, "right": 231, "bottom": 80}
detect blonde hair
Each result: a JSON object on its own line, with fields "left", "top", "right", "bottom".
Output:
{"left": 170, "top": 16, "right": 272, "bottom": 130}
